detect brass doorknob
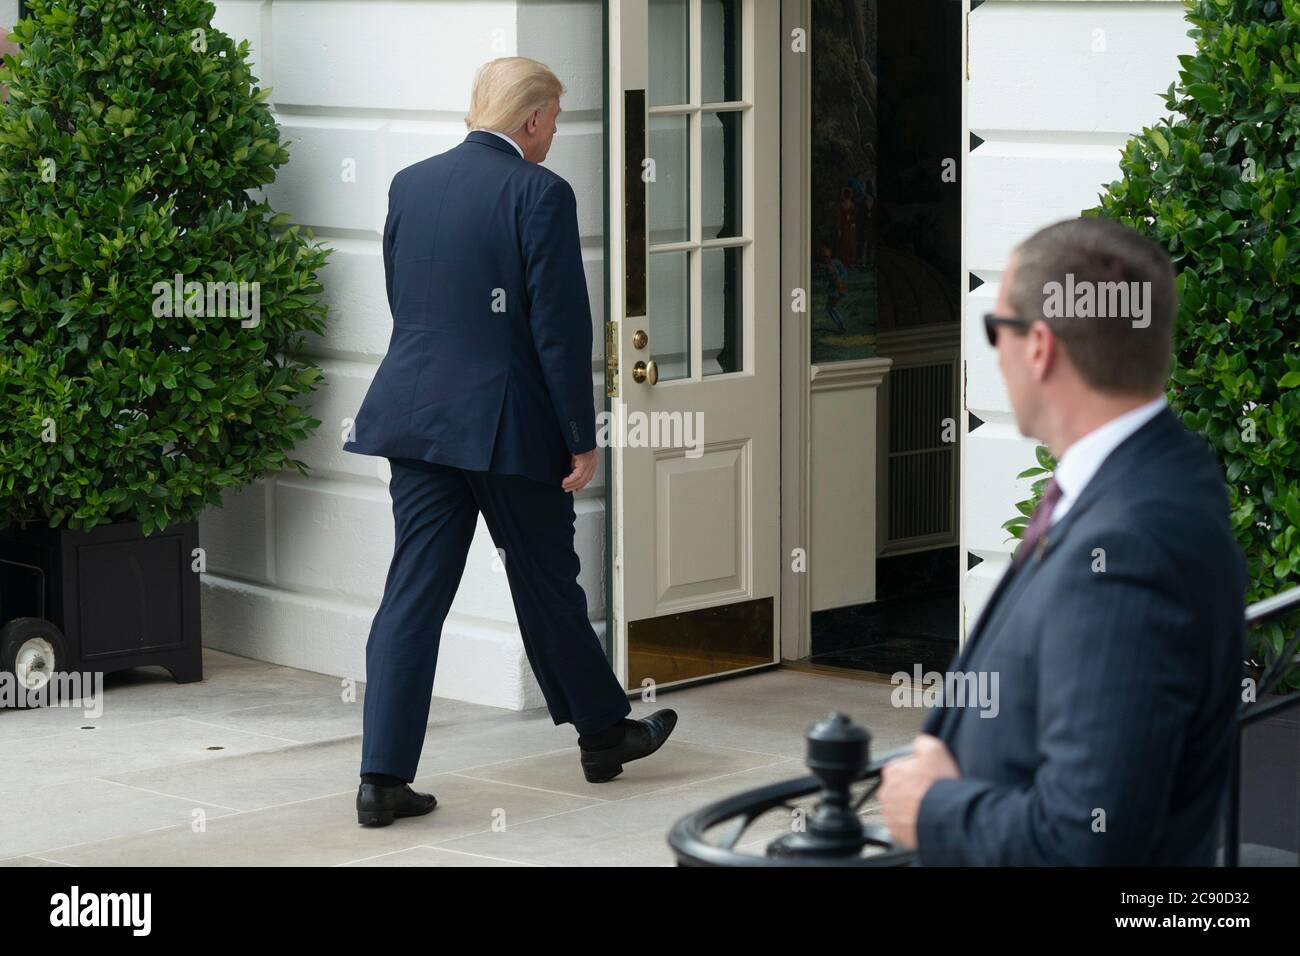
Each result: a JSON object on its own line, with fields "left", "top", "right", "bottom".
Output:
{"left": 632, "top": 360, "right": 658, "bottom": 385}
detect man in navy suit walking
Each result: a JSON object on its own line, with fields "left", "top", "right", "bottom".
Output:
{"left": 346, "top": 58, "right": 676, "bottom": 827}
{"left": 879, "top": 218, "right": 1247, "bottom": 864}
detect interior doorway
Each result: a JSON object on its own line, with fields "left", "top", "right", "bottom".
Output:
{"left": 604, "top": 0, "right": 962, "bottom": 688}
{"left": 790, "top": 0, "right": 964, "bottom": 678}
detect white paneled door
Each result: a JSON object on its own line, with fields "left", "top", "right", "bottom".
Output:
{"left": 607, "top": 0, "right": 781, "bottom": 690}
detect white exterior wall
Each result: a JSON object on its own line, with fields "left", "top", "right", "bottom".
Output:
{"left": 195, "top": 0, "right": 1195, "bottom": 679}
{"left": 961, "top": 0, "right": 1194, "bottom": 632}
{"left": 200, "top": 1, "right": 608, "bottom": 711}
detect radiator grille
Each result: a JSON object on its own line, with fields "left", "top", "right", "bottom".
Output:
{"left": 886, "top": 362, "right": 955, "bottom": 543}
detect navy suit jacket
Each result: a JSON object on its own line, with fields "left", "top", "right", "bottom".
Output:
{"left": 344, "top": 131, "right": 596, "bottom": 484}
{"left": 917, "top": 406, "right": 1247, "bottom": 865}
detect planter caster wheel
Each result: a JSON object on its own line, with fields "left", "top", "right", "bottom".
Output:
{"left": 0, "top": 617, "right": 67, "bottom": 708}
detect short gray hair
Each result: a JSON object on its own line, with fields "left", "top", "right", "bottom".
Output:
{"left": 1007, "top": 217, "right": 1177, "bottom": 395}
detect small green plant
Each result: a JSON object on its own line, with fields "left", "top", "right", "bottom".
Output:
{"left": 1003, "top": 445, "right": 1057, "bottom": 546}
{"left": 0, "top": 0, "right": 329, "bottom": 535}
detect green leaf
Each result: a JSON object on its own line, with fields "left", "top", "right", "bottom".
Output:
{"left": 1149, "top": 128, "right": 1170, "bottom": 158}
{"left": 1016, "top": 466, "right": 1049, "bottom": 479}
{"left": 1185, "top": 83, "right": 1224, "bottom": 113}
{"left": 1285, "top": 492, "right": 1300, "bottom": 530}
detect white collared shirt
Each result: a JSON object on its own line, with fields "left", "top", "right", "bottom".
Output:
{"left": 1050, "top": 396, "right": 1167, "bottom": 525}
{"left": 470, "top": 127, "right": 524, "bottom": 159}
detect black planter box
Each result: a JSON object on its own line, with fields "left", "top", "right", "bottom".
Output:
{"left": 0, "top": 519, "right": 202, "bottom": 683}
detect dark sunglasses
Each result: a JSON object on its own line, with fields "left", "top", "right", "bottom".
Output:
{"left": 983, "top": 313, "right": 1031, "bottom": 347}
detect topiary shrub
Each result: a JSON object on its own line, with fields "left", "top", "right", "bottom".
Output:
{"left": 1006, "top": 0, "right": 1300, "bottom": 687}
{"left": 1092, "top": 0, "right": 1300, "bottom": 688}
{"left": 0, "top": 0, "right": 328, "bottom": 536}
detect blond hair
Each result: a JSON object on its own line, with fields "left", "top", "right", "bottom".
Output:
{"left": 465, "top": 57, "right": 565, "bottom": 134}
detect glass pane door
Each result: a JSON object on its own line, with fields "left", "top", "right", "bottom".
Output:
{"left": 647, "top": 0, "right": 747, "bottom": 381}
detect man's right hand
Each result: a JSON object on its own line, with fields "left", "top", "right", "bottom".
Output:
{"left": 562, "top": 449, "right": 597, "bottom": 493}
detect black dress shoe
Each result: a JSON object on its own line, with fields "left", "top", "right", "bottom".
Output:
{"left": 579, "top": 709, "right": 678, "bottom": 783}
{"left": 356, "top": 782, "right": 438, "bottom": 827}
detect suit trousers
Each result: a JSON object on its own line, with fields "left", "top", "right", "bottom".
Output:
{"left": 360, "top": 457, "right": 632, "bottom": 780}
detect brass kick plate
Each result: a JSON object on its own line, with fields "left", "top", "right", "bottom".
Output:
{"left": 627, "top": 597, "right": 775, "bottom": 689}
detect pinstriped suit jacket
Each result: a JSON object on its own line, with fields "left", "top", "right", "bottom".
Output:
{"left": 917, "top": 406, "right": 1247, "bottom": 865}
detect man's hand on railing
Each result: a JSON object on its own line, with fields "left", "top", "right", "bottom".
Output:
{"left": 879, "top": 733, "right": 960, "bottom": 851}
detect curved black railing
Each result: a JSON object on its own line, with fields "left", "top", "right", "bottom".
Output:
{"left": 670, "top": 584, "right": 1300, "bottom": 867}
{"left": 667, "top": 713, "right": 916, "bottom": 866}
{"left": 1224, "top": 584, "right": 1300, "bottom": 867}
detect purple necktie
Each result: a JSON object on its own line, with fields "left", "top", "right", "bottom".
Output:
{"left": 1014, "top": 477, "right": 1062, "bottom": 567}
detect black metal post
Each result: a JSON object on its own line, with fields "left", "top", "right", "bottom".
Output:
{"left": 767, "top": 713, "right": 872, "bottom": 859}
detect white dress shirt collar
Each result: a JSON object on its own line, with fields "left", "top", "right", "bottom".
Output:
{"left": 470, "top": 127, "right": 525, "bottom": 159}
{"left": 1050, "top": 396, "right": 1167, "bottom": 525}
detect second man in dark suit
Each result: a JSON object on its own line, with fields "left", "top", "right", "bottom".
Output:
{"left": 879, "top": 217, "right": 1247, "bottom": 864}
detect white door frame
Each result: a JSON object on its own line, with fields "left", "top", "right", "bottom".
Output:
{"left": 606, "top": 0, "right": 969, "bottom": 669}
{"left": 778, "top": 0, "right": 812, "bottom": 661}
{"left": 958, "top": 0, "right": 971, "bottom": 647}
